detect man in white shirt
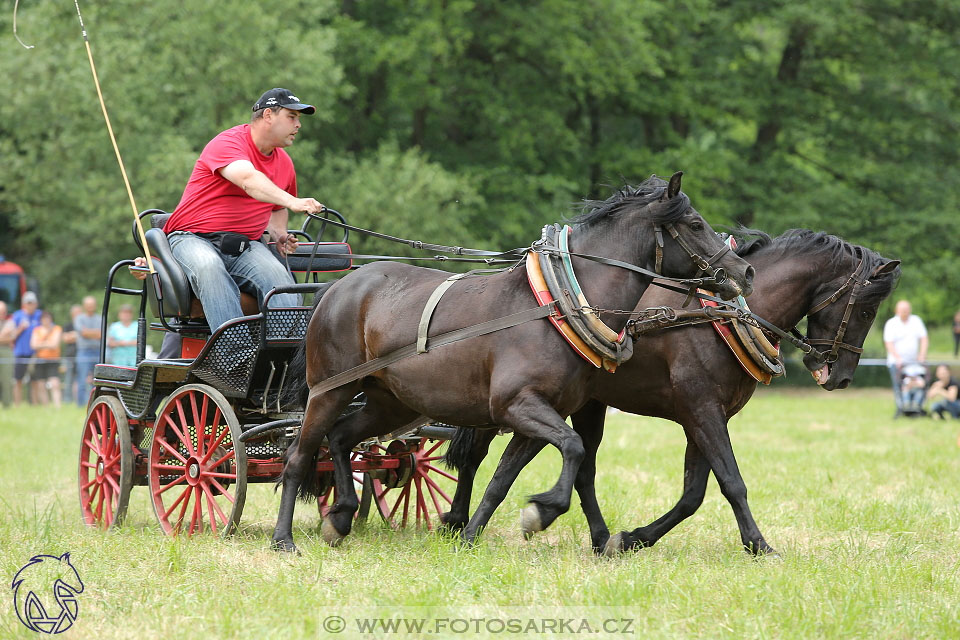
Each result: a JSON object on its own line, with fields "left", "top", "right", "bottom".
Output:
{"left": 883, "top": 299, "right": 928, "bottom": 415}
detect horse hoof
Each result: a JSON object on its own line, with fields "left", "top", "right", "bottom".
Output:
{"left": 521, "top": 504, "right": 542, "bottom": 539}
{"left": 271, "top": 538, "right": 299, "bottom": 554}
{"left": 321, "top": 517, "right": 345, "bottom": 547}
{"left": 602, "top": 533, "right": 624, "bottom": 558}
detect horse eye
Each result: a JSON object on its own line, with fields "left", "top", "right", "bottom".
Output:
{"left": 860, "top": 310, "right": 874, "bottom": 321}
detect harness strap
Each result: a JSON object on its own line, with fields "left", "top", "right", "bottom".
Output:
{"left": 307, "top": 303, "right": 557, "bottom": 398}
{"left": 417, "top": 273, "right": 472, "bottom": 353}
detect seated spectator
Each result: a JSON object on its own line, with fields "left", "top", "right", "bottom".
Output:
{"left": 30, "top": 310, "right": 62, "bottom": 408}
{"left": 899, "top": 363, "right": 927, "bottom": 415}
{"left": 927, "top": 365, "right": 960, "bottom": 419}
{"left": 107, "top": 304, "right": 138, "bottom": 367}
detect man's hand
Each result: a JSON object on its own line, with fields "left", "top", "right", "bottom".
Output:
{"left": 275, "top": 232, "right": 299, "bottom": 256}
{"left": 287, "top": 197, "right": 326, "bottom": 215}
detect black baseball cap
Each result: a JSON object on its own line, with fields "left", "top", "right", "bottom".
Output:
{"left": 252, "top": 88, "right": 315, "bottom": 115}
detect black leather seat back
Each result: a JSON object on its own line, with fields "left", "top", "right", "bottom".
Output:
{"left": 144, "top": 227, "right": 195, "bottom": 318}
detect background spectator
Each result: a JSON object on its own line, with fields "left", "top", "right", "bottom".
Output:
{"left": 61, "top": 304, "right": 82, "bottom": 405}
{"left": 74, "top": 296, "right": 101, "bottom": 407}
{"left": 0, "top": 301, "right": 14, "bottom": 408}
{"left": 927, "top": 365, "right": 960, "bottom": 419}
{"left": 107, "top": 304, "right": 138, "bottom": 367}
{"left": 30, "top": 310, "right": 62, "bottom": 408}
{"left": 883, "top": 300, "right": 928, "bottom": 417}
{"left": 11, "top": 292, "right": 42, "bottom": 405}
{"left": 953, "top": 309, "right": 960, "bottom": 357}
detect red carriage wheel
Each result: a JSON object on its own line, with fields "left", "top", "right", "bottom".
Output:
{"left": 372, "top": 438, "right": 457, "bottom": 530}
{"left": 148, "top": 384, "right": 247, "bottom": 537}
{"left": 78, "top": 396, "right": 133, "bottom": 529}
{"left": 317, "top": 452, "right": 373, "bottom": 521}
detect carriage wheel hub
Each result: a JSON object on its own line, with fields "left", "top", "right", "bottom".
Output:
{"left": 96, "top": 460, "right": 105, "bottom": 476}
{"left": 185, "top": 458, "right": 202, "bottom": 485}
{"left": 189, "top": 463, "right": 200, "bottom": 479}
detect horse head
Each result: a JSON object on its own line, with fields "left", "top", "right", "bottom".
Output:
{"left": 576, "top": 173, "right": 754, "bottom": 300}
{"left": 803, "top": 253, "right": 901, "bottom": 390}
{"left": 652, "top": 172, "right": 754, "bottom": 300}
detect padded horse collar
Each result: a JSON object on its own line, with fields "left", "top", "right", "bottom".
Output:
{"left": 528, "top": 225, "right": 634, "bottom": 372}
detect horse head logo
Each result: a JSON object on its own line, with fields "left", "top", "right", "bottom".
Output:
{"left": 11, "top": 553, "right": 84, "bottom": 634}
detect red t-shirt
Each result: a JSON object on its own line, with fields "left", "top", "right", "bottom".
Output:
{"left": 164, "top": 124, "right": 297, "bottom": 240}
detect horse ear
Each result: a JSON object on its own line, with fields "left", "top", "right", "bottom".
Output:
{"left": 871, "top": 260, "right": 900, "bottom": 278}
{"left": 667, "top": 171, "right": 683, "bottom": 199}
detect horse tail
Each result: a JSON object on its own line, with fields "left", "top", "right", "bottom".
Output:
{"left": 442, "top": 426, "right": 476, "bottom": 472}
{"left": 274, "top": 431, "right": 324, "bottom": 502}
{"left": 280, "top": 283, "right": 332, "bottom": 409}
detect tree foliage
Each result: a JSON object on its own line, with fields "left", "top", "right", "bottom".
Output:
{"left": 1, "top": 0, "right": 957, "bottom": 322}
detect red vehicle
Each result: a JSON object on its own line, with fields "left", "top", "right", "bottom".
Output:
{"left": 78, "top": 210, "right": 457, "bottom": 536}
{"left": 0, "top": 255, "right": 28, "bottom": 308}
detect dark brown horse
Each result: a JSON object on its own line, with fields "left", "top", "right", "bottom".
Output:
{"left": 271, "top": 174, "right": 755, "bottom": 552}
{"left": 441, "top": 228, "right": 900, "bottom": 555}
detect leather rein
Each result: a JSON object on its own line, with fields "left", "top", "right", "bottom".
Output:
{"left": 800, "top": 251, "right": 871, "bottom": 364}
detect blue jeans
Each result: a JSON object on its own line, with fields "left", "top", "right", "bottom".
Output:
{"left": 931, "top": 399, "right": 960, "bottom": 418}
{"left": 168, "top": 233, "right": 300, "bottom": 332}
{"left": 76, "top": 348, "right": 99, "bottom": 407}
{"left": 888, "top": 364, "right": 902, "bottom": 409}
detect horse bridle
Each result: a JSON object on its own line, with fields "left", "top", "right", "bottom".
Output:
{"left": 654, "top": 223, "right": 731, "bottom": 285}
{"left": 800, "top": 251, "right": 872, "bottom": 364}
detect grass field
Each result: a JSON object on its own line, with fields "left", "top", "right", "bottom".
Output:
{"left": 1, "top": 389, "right": 959, "bottom": 639}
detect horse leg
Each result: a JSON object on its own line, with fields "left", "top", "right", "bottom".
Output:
{"left": 459, "top": 434, "right": 547, "bottom": 544}
{"left": 440, "top": 428, "right": 498, "bottom": 532}
{"left": 685, "top": 417, "right": 776, "bottom": 556}
{"left": 460, "top": 393, "right": 584, "bottom": 542}
{"left": 322, "top": 392, "right": 420, "bottom": 546}
{"left": 605, "top": 440, "right": 711, "bottom": 555}
{"left": 272, "top": 385, "right": 357, "bottom": 553}
{"left": 568, "top": 400, "right": 611, "bottom": 553}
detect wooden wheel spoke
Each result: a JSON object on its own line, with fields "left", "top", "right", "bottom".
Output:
{"left": 172, "top": 397, "right": 197, "bottom": 457}
{"left": 205, "top": 471, "right": 237, "bottom": 480}
{"left": 104, "top": 474, "right": 121, "bottom": 494}
{"left": 80, "top": 460, "right": 97, "bottom": 470}
{"left": 421, "top": 473, "right": 453, "bottom": 504}
{"left": 201, "top": 483, "right": 228, "bottom": 528}
{"left": 155, "top": 438, "right": 189, "bottom": 464}
{"left": 200, "top": 427, "right": 231, "bottom": 465}
{"left": 154, "top": 474, "right": 187, "bottom": 496}
{"left": 414, "top": 476, "right": 430, "bottom": 527}
{"left": 423, "top": 474, "right": 447, "bottom": 517}
{"left": 85, "top": 481, "right": 100, "bottom": 505}
{"left": 161, "top": 413, "right": 195, "bottom": 459}
{"left": 94, "top": 486, "right": 105, "bottom": 521}
{"left": 189, "top": 487, "right": 204, "bottom": 535}
{"left": 81, "top": 477, "right": 98, "bottom": 491}
{"left": 189, "top": 393, "right": 204, "bottom": 458}
{"left": 207, "top": 449, "right": 235, "bottom": 470}
{"left": 83, "top": 438, "right": 100, "bottom": 456}
{"left": 163, "top": 485, "right": 192, "bottom": 520}
{"left": 208, "top": 478, "right": 236, "bottom": 504}
{"left": 173, "top": 484, "right": 194, "bottom": 533}
{"left": 423, "top": 440, "right": 445, "bottom": 457}
{"left": 424, "top": 464, "right": 457, "bottom": 483}
{"left": 154, "top": 463, "right": 188, "bottom": 473}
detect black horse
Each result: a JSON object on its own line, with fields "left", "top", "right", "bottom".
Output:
{"left": 271, "top": 174, "right": 755, "bottom": 552}
{"left": 442, "top": 228, "right": 900, "bottom": 555}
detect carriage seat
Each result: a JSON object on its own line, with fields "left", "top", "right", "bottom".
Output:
{"left": 137, "top": 212, "right": 351, "bottom": 324}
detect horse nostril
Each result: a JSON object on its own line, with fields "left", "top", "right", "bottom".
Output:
{"left": 744, "top": 266, "right": 755, "bottom": 285}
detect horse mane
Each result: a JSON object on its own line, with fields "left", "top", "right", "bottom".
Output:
{"left": 570, "top": 175, "right": 691, "bottom": 228}
{"left": 731, "top": 227, "right": 900, "bottom": 305}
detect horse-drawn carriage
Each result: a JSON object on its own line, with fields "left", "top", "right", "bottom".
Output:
{"left": 78, "top": 208, "right": 459, "bottom": 536}
{"left": 78, "top": 173, "right": 900, "bottom": 555}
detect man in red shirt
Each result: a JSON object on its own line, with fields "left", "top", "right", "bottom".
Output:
{"left": 164, "top": 88, "right": 325, "bottom": 332}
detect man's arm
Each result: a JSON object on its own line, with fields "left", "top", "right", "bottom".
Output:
{"left": 884, "top": 340, "right": 901, "bottom": 366}
{"left": 918, "top": 335, "right": 929, "bottom": 363}
{"left": 266, "top": 208, "right": 298, "bottom": 256}
{"left": 219, "top": 160, "right": 323, "bottom": 214}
